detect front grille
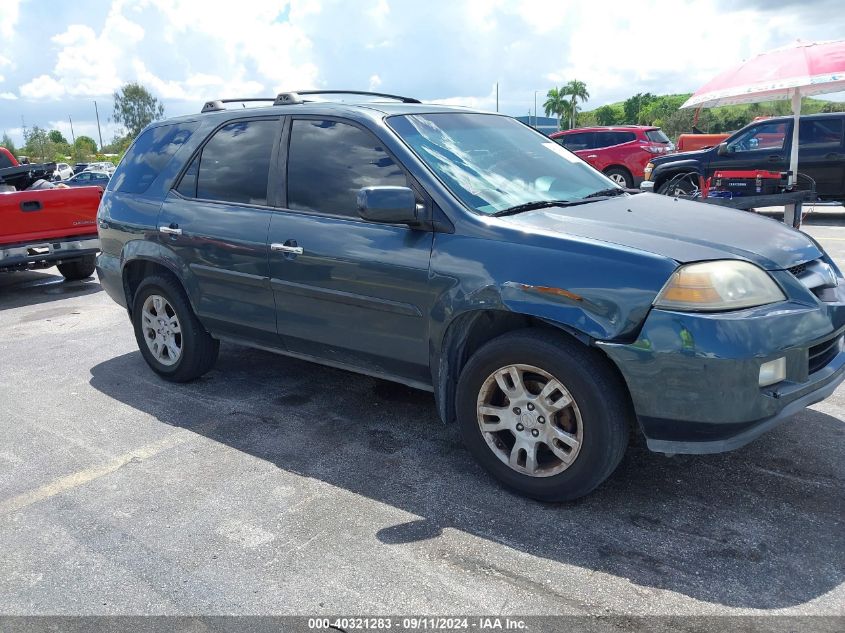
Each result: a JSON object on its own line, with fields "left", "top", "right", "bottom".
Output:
{"left": 787, "top": 262, "right": 807, "bottom": 277}
{"left": 808, "top": 334, "right": 842, "bottom": 374}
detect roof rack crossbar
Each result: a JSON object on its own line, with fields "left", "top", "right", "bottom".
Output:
{"left": 202, "top": 90, "right": 420, "bottom": 113}
{"left": 293, "top": 90, "right": 421, "bottom": 104}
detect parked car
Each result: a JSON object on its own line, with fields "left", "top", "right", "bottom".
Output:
{"left": 64, "top": 170, "right": 111, "bottom": 188}
{"left": 646, "top": 113, "right": 845, "bottom": 199}
{"left": 1, "top": 167, "right": 101, "bottom": 279}
{"left": 73, "top": 162, "right": 90, "bottom": 174}
{"left": 85, "top": 161, "right": 116, "bottom": 174}
{"left": 550, "top": 125, "right": 674, "bottom": 187}
{"left": 97, "top": 91, "right": 845, "bottom": 501}
{"left": 0, "top": 148, "right": 55, "bottom": 190}
{"left": 52, "top": 162, "right": 74, "bottom": 181}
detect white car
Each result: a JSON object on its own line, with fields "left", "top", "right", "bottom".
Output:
{"left": 84, "top": 162, "right": 116, "bottom": 175}
{"left": 52, "top": 162, "right": 74, "bottom": 181}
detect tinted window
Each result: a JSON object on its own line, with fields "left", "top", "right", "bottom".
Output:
{"left": 595, "top": 131, "right": 636, "bottom": 147}
{"left": 727, "top": 121, "right": 788, "bottom": 152}
{"left": 195, "top": 119, "right": 278, "bottom": 205}
{"left": 646, "top": 129, "right": 671, "bottom": 143}
{"left": 799, "top": 119, "right": 843, "bottom": 149}
{"left": 0, "top": 151, "right": 13, "bottom": 169}
{"left": 287, "top": 119, "right": 407, "bottom": 216}
{"left": 111, "top": 121, "right": 199, "bottom": 194}
{"left": 176, "top": 155, "right": 199, "bottom": 198}
{"left": 556, "top": 132, "right": 593, "bottom": 151}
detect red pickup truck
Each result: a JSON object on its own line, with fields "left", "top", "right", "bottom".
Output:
{"left": 1, "top": 148, "right": 102, "bottom": 280}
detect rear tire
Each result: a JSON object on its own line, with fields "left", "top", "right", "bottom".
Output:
{"left": 604, "top": 167, "right": 633, "bottom": 188}
{"left": 456, "top": 329, "right": 630, "bottom": 502}
{"left": 57, "top": 254, "right": 96, "bottom": 281}
{"left": 132, "top": 275, "right": 219, "bottom": 382}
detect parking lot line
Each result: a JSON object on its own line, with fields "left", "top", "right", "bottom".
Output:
{"left": 0, "top": 429, "right": 197, "bottom": 516}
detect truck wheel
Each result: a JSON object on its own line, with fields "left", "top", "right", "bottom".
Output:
{"left": 456, "top": 330, "right": 630, "bottom": 502}
{"left": 57, "top": 255, "right": 96, "bottom": 281}
{"left": 132, "top": 275, "right": 219, "bottom": 382}
{"left": 604, "top": 167, "right": 633, "bottom": 188}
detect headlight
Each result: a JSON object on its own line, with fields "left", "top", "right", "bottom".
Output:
{"left": 654, "top": 260, "right": 786, "bottom": 312}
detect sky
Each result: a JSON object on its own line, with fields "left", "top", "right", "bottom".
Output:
{"left": 1, "top": 0, "right": 844, "bottom": 148}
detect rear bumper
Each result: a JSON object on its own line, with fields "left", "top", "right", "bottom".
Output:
{"left": 0, "top": 236, "right": 99, "bottom": 270}
{"left": 95, "top": 251, "right": 126, "bottom": 308}
{"left": 599, "top": 290, "right": 845, "bottom": 454}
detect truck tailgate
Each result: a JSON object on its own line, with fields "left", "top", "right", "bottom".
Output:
{"left": 0, "top": 186, "right": 102, "bottom": 246}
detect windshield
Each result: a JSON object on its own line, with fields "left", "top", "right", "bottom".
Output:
{"left": 387, "top": 113, "right": 615, "bottom": 215}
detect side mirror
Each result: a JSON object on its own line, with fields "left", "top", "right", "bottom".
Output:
{"left": 717, "top": 142, "right": 730, "bottom": 156}
{"left": 357, "top": 186, "right": 419, "bottom": 225}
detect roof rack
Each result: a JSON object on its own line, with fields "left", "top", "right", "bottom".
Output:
{"left": 293, "top": 90, "right": 421, "bottom": 104}
{"left": 200, "top": 90, "right": 420, "bottom": 113}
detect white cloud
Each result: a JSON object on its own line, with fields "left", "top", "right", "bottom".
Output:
{"left": 368, "top": 74, "right": 382, "bottom": 91}
{"left": 20, "top": 75, "right": 65, "bottom": 100}
{"left": 0, "top": 1, "right": 21, "bottom": 40}
{"left": 0, "top": 92, "right": 17, "bottom": 100}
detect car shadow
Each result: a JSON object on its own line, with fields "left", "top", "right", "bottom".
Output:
{"left": 88, "top": 344, "right": 845, "bottom": 610}
{"left": 0, "top": 269, "right": 101, "bottom": 311}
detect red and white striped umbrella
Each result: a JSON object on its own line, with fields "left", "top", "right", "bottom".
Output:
{"left": 681, "top": 40, "right": 845, "bottom": 185}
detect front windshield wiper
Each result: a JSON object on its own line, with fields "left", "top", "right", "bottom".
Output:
{"left": 581, "top": 187, "right": 628, "bottom": 199}
{"left": 492, "top": 200, "right": 580, "bottom": 217}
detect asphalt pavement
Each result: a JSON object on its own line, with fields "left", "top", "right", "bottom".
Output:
{"left": 0, "top": 223, "right": 843, "bottom": 618}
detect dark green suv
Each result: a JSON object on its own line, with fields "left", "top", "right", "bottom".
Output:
{"left": 96, "top": 91, "right": 845, "bottom": 501}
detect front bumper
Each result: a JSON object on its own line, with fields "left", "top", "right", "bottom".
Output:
{"left": 0, "top": 236, "right": 99, "bottom": 270}
{"left": 599, "top": 286, "right": 845, "bottom": 454}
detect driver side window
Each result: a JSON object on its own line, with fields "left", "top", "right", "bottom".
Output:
{"left": 727, "top": 122, "right": 788, "bottom": 153}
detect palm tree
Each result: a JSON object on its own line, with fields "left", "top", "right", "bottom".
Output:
{"left": 562, "top": 79, "right": 590, "bottom": 130}
{"left": 543, "top": 88, "right": 572, "bottom": 130}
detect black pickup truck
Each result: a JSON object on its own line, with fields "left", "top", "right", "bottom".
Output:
{"left": 646, "top": 113, "right": 845, "bottom": 201}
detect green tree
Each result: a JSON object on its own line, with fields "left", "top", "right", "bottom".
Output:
{"left": 1, "top": 132, "right": 17, "bottom": 156}
{"left": 594, "top": 105, "right": 619, "bottom": 126}
{"left": 543, "top": 87, "right": 571, "bottom": 130}
{"left": 23, "top": 126, "right": 56, "bottom": 162}
{"left": 72, "top": 136, "right": 98, "bottom": 162}
{"left": 561, "top": 79, "right": 589, "bottom": 130}
{"left": 48, "top": 130, "right": 68, "bottom": 145}
{"left": 622, "top": 93, "right": 656, "bottom": 124}
{"left": 113, "top": 82, "right": 165, "bottom": 138}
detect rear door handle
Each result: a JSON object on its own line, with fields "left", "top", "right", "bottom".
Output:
{"left": 271, "top": 243, "right": 303, "bottom": 255}
{"left": 159, "top": 225, "right": 182, "bottom": 236}
{"left": 825, "top": 152, "right": 844, "bottom": 160}
{"left": 20, "top": 200, "right": 42, "bottom": 212}
{"left": 767, "top": 155, "right": 782, "bottom": 162}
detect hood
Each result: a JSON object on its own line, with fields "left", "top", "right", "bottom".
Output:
{"left": 502, "top": 193, "right": 821, "bottom": 270}
{"left": 652, "top": 148, "right": 710, "bottom": 165}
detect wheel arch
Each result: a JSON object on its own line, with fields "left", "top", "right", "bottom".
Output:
{"left": 651, "top": 160, "right": 705, "bottom": 189}
{"left": 120, "top": 240, "right": 200, "bottom": 316}
{"left": 432, "top": 307, "right": 627, "bottom": 426}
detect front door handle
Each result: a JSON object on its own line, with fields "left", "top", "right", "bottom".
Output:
{"left": 767, "top": 155, "right": 781, "bottom": 162}
{"left": 159, "top": 225, "right": 182, "bottom": 236}
{"left": 271, "top": 243, "right": 304, "bottom": 255}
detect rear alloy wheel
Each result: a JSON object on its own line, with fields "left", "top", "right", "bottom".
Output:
{"left": 132, "top": 275, "right": 219, "bottom": 382}
{"left": 457, "top": 330, "right": 630, "bottom": 501}
{"left": 604, "top": 167, "right": 633, "bottom": 188}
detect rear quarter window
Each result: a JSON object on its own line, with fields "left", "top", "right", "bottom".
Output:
{"left": 110, "top": 121, "right": 199, "bottom": 194}
{"left": 646, "top": 129, "right": 671, "bottom": 143}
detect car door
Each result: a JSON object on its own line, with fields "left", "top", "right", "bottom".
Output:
{"left": 267, "top": 117, "right": 435, "bottom": 385}
{"left": 713, "top": 120, "right": 790, "bottom": 176}
{"left": 158, "top": 117, "right": 283, "bottom": 345}
{"left": 797, "top": 117, "right": 845, "bottom": 197}
{"left": 579, "top": 132, "right": 611, "bottom": 171}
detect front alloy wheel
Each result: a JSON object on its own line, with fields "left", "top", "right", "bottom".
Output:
{"left": 477, "top": 364, "right": 583, "bottom": 477}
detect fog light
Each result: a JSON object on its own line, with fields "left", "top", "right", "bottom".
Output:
{"left": 759, "top": 357, "right": 786, "bottom": 387}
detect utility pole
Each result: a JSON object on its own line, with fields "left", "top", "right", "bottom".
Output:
{"left": 68, "top": 116, "right": 76, "bottom": 144}
{"left": 534, "top": 91, "right": 538, "bottom": 128}
{"left": 94, "top": 101, "right": 103, "bottom": 151}
{"left": 495, "top": 83, "right": 499, "bottom": 113}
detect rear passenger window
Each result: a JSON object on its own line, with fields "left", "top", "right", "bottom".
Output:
{"left": 112, "top": 121, "right": 199, "bottom": 194}
{"left": 799, "top": 119, "right": 843, "bottom": 149}
{"left": 287, "top": 119, "right": 407, "bottom": 217}
{"left": 194, "top": 120, "right": 278, "bottom": 205}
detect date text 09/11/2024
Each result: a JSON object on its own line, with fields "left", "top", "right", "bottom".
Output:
{"left": 307, "top": 617, "right": 528, "bottom": 630}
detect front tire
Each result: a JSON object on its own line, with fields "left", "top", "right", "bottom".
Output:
{"left": 57, "top": 254, "right": 96, "bottom": 281}
{"left": 456, "top": 330, "right": 630, "bottom": 502}
{"left": 604, "top": 167, "right": 633, "bottom": 188}
{"left": 132, "top": 275, "right": 219, "bottom": 382}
